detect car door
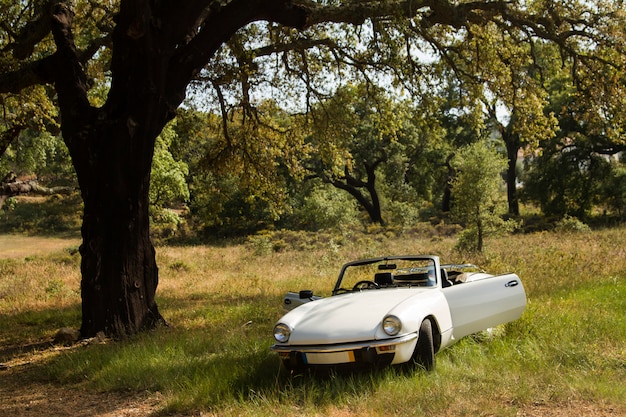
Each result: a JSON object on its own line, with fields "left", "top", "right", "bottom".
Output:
{"left": 443, "top": 273, "right": 526, "bottom": 341}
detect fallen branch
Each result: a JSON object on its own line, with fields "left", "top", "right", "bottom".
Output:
{"left": 1, "top": 175, "right": 75, "bottom": 208}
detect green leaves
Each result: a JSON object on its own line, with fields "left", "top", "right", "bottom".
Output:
{"left": 451, "top": 140, "right": 517, "bottom": 251}
{"left": 149, "top": 122, "right": 190, "bottom": 210}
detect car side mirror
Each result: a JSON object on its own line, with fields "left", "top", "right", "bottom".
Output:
{"left": 283, "top": 290, "right": 322, "bottom": 312}
{"left": 299, "top": 290, "right": 314, "bottom": 299}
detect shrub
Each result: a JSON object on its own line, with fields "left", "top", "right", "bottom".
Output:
{"left": 451, "top": 140, "right": 514, "bottom": 252}
{"left": 554, "top": 215, "right": 591, "bottom": 233}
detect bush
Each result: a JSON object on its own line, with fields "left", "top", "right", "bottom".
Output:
{"left": 554, "top": 215, "right": 591, "bottom": 234}
{"left": 150, "top": 208, "right": 186, "bottom": 241}
{"left": 282, "top": 183, "right": 361, "bottom": 232}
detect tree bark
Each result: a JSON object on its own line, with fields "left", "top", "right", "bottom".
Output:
{"left": 75, "top": 121, "right": 165, "bottom": 337}
{"left": 331, "top": 164, "right": 385, "bottom": 225}
{"left": 504, "top": 131, "right": 520, "bottom": 216}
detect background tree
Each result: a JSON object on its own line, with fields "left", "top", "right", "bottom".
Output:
{"left": 183, "top": 100, "right": 306, "bottom": 236}
{"left": 520, "top": 37, "right": 626, "bottom": 220}
{"left": 521, "top": 140, "right": 615, "bottom": 220}
{"left": 602, "top": 156, "right": 626, "bottom": 220}
{"left": 305, "top": 84, "right": 409, "bottom": 225}
{"left": 426, "top": 69, "right": 488, "bottom": 213}
{"left": 280, "top": 179, "right": 361, "bottom": 231}
{"left": 149, "top": 122, "right": 190, "bottom": 237}
{"left": 451, "top": 140, "right": 516, "bottom": 252}
{"left": 427, "top": 23, "right": 562, "bottom": 216}
{"left": 1, "top": 0, "right": 624, "bottom": 338}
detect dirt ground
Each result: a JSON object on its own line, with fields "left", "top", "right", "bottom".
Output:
{"left": 1, "top": 343, "right": 624, "bottom": 417}
{"left": 0, "top": 376, "right": 162, "bottom": 417}
{"left": 0, "top": 340, "right": 163, "bottom": 417}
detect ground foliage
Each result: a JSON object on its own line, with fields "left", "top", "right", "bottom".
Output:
{"left": 0, "top": 226, "right": 624, "bottom": 416}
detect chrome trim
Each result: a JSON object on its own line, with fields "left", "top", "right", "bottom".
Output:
{"left": 270, "top": 333, "right": 417, "bottom": 353}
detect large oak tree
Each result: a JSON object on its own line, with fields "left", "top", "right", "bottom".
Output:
{"left": 1, "top": 0, "right": 623, "bottom": 338}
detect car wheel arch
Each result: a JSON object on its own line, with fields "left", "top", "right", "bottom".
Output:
{"left": 411, "top": 317, "right": 436, "bottom": 371}
{"left": 422, "top": 315, "right": 442, "bottom": 353}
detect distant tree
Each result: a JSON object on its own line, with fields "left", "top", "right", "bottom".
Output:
{"left": 149, "top": 122, "right": 189, "bottom": 236}
{"left": 0, "top": 129, "right": 74, "bottom": 186}
{"left": 451, "top": 140, "right": 516, "bottom": 252}
{"left": 520, "top": 40, "right": 626, "bottom": 220}
{"left": 181, "top": 101, "right": 304, "bottom": 235}
{"left": 304, "top": 84, "right": 433, "bottom": 225}
{"left": 521, "top": 142, "right": 614, "bottom": 220}
{"left": 149, "top": 123, "right": 189, "bottom": 210}
{"left": 281, "top": 179, "right": 361, "bottom": 231}
{"left": 427, "top": 25, "right": 563, "bottom": 216}
{"left": 603, "top": 157, "right": 626, "bottom": 220}
{"left": 427, "top": 70, "right": 488, "bottom": 213}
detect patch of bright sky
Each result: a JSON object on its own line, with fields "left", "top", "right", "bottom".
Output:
{"left": 186, "top": 20, "right": 441, "bottom": 114}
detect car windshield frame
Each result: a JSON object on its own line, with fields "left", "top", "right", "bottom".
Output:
{"left": 332, "top": 255, "right": 441, "bottom": 295}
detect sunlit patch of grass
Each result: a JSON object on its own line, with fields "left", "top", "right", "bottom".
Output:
{"left": 0, "top": 252, "right": 81, "bottom": 345}
{"left": 0, "top": 235, "right": 81, "bottom": 260}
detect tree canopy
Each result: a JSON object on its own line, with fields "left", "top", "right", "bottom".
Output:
{"left": 1, "top": 0, "right": 625, "bottom": 337}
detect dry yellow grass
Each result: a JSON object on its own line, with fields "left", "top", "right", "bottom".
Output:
{"left": 0, "top": 235, "right": 80, "bottom": 260}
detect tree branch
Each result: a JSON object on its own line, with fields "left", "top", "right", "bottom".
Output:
{"left": 48, "top": 2, "right": 94, "bottom": 135}
{"left": 10, "top": 1, "right": 61, "bottom": 60}
{"left": 169, "top": 0, "right": 312, "bottom": 96}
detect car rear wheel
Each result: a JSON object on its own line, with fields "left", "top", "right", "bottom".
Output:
{"left": 413, "top": 319, "right": 435, "bottom": 371}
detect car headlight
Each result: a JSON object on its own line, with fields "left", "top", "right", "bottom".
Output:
{"left": 382, "top": 315, "right": 402, "bottom": 336}
{"left": 273, "top": 323, "right": 292, "bottom": 343}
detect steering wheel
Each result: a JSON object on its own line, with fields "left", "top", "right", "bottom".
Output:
{"left": 352, "top": 280, "right": 379, "bottom": 291}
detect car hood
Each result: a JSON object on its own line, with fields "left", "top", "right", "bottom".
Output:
{"left": 277, "top": 288, "right": 432, "bottom": 345}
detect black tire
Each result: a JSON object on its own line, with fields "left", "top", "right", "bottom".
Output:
{"left": 413, "top": 319, "right": 435, "bottom": 371}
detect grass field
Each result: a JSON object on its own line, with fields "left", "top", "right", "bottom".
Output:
{"left": 0, "top": 227, "right": 625, "bottom": 416}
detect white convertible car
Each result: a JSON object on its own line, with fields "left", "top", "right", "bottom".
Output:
{"left": 271, "top": 255, "right": 526, "bottom": 371}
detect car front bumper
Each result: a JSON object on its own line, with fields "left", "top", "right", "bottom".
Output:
{"left": 271, "top": 333, "right": 418, "bottom": 369}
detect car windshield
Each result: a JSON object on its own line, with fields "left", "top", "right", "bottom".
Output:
{"left": 333, "top": 257, "right": 437, "bottom": 294}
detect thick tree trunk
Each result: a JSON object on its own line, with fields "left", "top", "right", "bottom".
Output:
{"left": 79, "top": 208, "right": 163, "bottom": 337}
{"left": 79, "top": 210, "right": 164, "bottom": 337}
{"left": 73, "top": 121, "right": 165, "bottom": 338}
{"left": 39, "top": 1, "right": 166, "bottom": 338}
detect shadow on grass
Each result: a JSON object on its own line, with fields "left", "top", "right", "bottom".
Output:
{"left": 0, "top": 304, "right": 82, "bottom": 362}
{"left": 154, "top": 340, "right": 413, "bottom": 416}
{"left": 0, "top": 293, "right": 425, "bottom": 416}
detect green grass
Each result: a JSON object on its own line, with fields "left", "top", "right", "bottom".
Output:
{"left": 1, "top": 226, "right": 625, "bottom": 416}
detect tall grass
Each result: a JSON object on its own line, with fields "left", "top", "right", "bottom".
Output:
{"left": 1, "top": 226, "right": 625, "bottom": 416}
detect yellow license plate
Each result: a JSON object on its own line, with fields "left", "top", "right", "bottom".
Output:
{"left": 304, "top": 351, "right": 355, "bottom": 365}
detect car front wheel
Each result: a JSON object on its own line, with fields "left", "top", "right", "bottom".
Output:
{"left": 413, "top": 319, "right": 435, "bottom": 371}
